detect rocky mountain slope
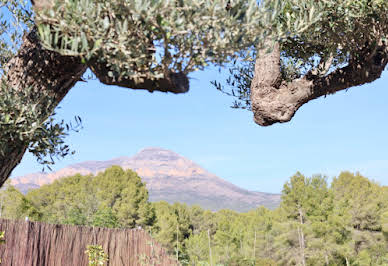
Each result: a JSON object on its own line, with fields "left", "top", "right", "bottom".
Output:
{"left": 12, "top": 147, "right": 281, "bottom": 211}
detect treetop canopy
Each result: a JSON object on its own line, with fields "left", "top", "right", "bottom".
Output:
{"left": 34, "top": 0, "right": 387, "bottom": 91}
{"left": 34, "top": 0, "right": 322, "bottom": 91}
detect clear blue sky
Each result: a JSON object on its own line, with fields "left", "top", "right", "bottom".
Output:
{"left": 11, "top": 67, "right": 388, "bottom": 193}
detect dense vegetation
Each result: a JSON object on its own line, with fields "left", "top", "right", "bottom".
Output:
{"left": 2, "top": 167, "right": 387, "bottom": 265}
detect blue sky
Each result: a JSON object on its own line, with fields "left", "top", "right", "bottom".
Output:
{"left": 11, "top": 67, "right": 388, "bottom": 193}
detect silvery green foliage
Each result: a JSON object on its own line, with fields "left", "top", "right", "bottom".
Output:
{"left": 218, "top": 0, "right": 388, "bottom": 110}
{"left": 212, "top": 52, "right": 255, "bottom": 110}
{"left": 0, "top": 0, "right": 33, "bottom": 70}
{"left": 281, "top": 0, "right": 388, "bottom": 74}
{"left": 0, "top": 81, "right": 81, "bottom": 167}
{"left": 36, "top": 0, "right": 322, "bottom": 82}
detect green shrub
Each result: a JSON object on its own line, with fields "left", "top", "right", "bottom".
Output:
{"left": 85, "top": 245, "right": 108, "bottom": 266}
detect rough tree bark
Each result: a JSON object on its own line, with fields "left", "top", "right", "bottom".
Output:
{"left": 251, "top": 41, "right": 388, "bottom": 126}
{"left": 0, "top": 28, "right": 189, "bottom": 187}
{"left": 0, "top": 29, "right": 87, "bottom": 187}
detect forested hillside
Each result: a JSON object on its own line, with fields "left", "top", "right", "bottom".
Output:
{"left": 1, "top": 167, "right": 387, "bottom": 265}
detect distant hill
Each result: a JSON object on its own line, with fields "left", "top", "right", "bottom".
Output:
{"left": 12, "top": 147, "right": 281, "bottom": 212}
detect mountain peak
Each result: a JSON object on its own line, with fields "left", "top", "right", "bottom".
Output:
{"left": 138, "top": 147, "right": 173, "bottom": 153}
{"left": 132, "top": 147, "right": 183, "bottom": 161}
{"left": 12, "top": 148, "right": 281, "bottom": 211}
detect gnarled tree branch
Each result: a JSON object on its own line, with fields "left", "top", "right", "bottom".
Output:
{"left": 89, "top": 61, "right": 189, "bottom": 94}
{"left": 251, "top": 42, "right": 388, "bottom": 126}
